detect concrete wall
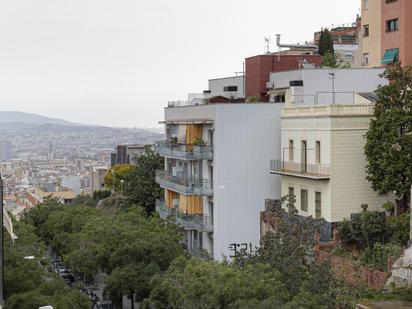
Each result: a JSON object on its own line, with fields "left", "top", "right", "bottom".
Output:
{"left": 208, "top": 76, "right": 245, "bottom": 98}
{"left": 213, "top": 103, "right": 282, "bottom": 260}
{"left": 330, "top": 117, "right": 392, "bottom": 221}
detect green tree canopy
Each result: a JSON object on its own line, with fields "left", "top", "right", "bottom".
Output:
{"left": 123, "top": 149, "right": 163, "bottom": 213}
{"left": 365, "top": 63, "right": 412, "bottom": 210}
{"left": 318, "top": 29, "right": 334, "bottom": 56}
{"left": 104, "top": 164, "right": 136, "bottom": 191}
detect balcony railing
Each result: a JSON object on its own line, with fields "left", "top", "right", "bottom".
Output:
{"left": 155, "top": 140, "right": 213, "bottom": 160}
{"left": 270, "top": 160, "right": 330, "bottom": 180}
{"left": 156, "top": 200, "right": 214, "bottom": 233}
{"left": 155, "top": 170, "right": 213, "bottom": 196}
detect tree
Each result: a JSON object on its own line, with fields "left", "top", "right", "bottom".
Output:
{"left": 322, "top": 52, "right": 350, "bottom": 68}
{"left": 123, "top": 150, "right": 164, "bottom": 213}
{"left": 4, "top": 219, "right": 90, "bottom": 309}
{"left": 141, "top": 257, "right": 289, "bottom": 309}
{"left": 365, "top": 63, "right": 412, "bottom": 210}
{"left": 104, "top": 164, "right": 136, "bottom": 191}
{"left": 318, "top": 29, "right": 334, "bottom": 56}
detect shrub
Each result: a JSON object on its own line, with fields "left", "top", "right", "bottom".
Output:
{"left": 388, "top": 212, "right": 410, "bottom": 247}
{"left": 360, "top": 242, "right": 402, "bottom": 272}
{"left": 337, "top": 211, "right": 387, "bottom": 249}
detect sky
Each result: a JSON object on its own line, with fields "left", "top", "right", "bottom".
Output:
{"left": 0, "top": 0, "right": 360, "bottom": 128}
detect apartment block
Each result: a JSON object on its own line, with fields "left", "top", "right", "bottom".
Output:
{"left": 361, "top": 0, "right": 412, "bottom": 67}
{"left": 89, "top": 166, "right": 107, "bottom": 193}
{"left": 155, "top": 81, "right": 282, "bottom": 260}
{"left": 111, "top": 144, "right": 150, "bottom": 166}
{"left": 269, "top": 69, "right": 393, "bottom": 223}
{"left": 361, "top": 0, "right": 382, "bottom": 67}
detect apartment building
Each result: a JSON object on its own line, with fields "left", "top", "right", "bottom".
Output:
{"left": 381, "top": 0, "right": 412, "bottom": 66}
{"left": 361, "top": 0, "right": 412, "bottom": 67}
{"left": 155, "top": 78, "right": 282, "bottom": 260}
{"left": 361, "top": 0, "right": 382, "bottom": 67}
{"left": 111, "top": 144, "right": 150, "bottom": 166}
{"left": 269, "top": 69, "right": 393, "bottom": 223}
{"left": 89, "top": 166, "right": 107, "bottom": 193}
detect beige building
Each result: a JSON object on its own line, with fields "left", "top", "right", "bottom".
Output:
{"left": 361, "top": 0, "right": 382, "bottom": 67}
{"left": 89, "top": 166, "right": 107, "bottom": 193}
{"left": 32, "top": 184, "right": 75, "bottom": 205}
{"left": 270, "top": 91, "right": 393, "bottom": 223}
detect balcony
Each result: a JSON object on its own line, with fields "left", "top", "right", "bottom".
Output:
{"left": 156, "top": 200, "right": 214, "bottom": 233}
{"left": 155, "top": 170, "right": 213, "bottom": 196}
{"left": 155, "top": 140, "right": 213, "bottom": 160}
{"left": 270, "top": 160, "right": 330, "bottom": 180}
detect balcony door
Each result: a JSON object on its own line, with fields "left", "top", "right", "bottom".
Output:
{"left": 301, "top": 141, "right": 307, "bottom": 173}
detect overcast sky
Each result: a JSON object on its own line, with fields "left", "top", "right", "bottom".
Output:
{"left": 0, "top": 0, "right": 360, "bottom": 128}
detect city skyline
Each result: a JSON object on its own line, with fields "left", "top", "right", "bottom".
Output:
{"left": 0, "top": 0, "right": 360, "bottom": 128}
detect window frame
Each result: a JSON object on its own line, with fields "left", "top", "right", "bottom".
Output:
{"left": 300, "top": 189, "right": 308, "bottom": 212}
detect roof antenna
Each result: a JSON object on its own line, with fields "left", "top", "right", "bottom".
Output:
{"left": 276, "top": 34, "right": 281, "bottom": 62}
{"left": 264, "top": 37, "right": 271, "bottom": 54}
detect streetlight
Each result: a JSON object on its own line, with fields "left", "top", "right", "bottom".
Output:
{"left": 328, "top": 72, "right": 336, "bottom": 105}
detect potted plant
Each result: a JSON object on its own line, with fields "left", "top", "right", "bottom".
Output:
{"left": 382, "top": 201, "right": 394, "bottom": 217}
{"left": 170, "top": 137, "right": 178, "bottom": 145}
{"left": 193, "top": 137, "right": 206, "bottom": 146}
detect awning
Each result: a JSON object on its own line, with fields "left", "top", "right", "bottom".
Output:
{"left": 381, "top": 48, "right": 399, "bottom": 65}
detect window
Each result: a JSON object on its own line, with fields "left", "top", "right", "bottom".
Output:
{"left": 363, "top": 53, "right": 370, "bottom": 65}
{"left": 315, "top": 141, "right": 321, "bottom": 164}
{"left": 315, "top": 192, "right": 322, "bottom": 219}
{"left": 288, "top": 187, "right": 294, "bottom": 197}
{"left": 274, "top": 95, "right": 285, "bottom": 103}
{"left": 344, "top": 51, "right": 353, "bottom": 59}
{"left": 301, "top": 189, "right": 308, "bottom": 212}
{"left": 363, "top": 0, "right": 369, "bottom": 9}
{"left": 386, "top": 19, "right": 399, "bottom": 32}
{"left": 288, "top": 140, "right": 294, "bottom": 161}
{"left": 223, "top": 86, "right": 238, "bottom": 92}
{"left": 363, "top": 24, "right": 369, "bottom": 37}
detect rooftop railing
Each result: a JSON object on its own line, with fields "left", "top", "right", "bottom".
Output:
{"left": 155, "top": 170, "right": 213, "bottom": 196}
{"left": 155, "top": 140, "right": 213, "bottom": 160}
{"left": 270, "top": 160, "right": 330, "bottom": 180}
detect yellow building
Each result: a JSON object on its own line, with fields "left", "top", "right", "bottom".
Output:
{"left": 361, "top": 0, "right": 382, "bottom": 67}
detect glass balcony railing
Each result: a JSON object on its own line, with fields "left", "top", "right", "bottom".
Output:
{"left": 156, "top": 200, "right": 214, "bottom": 233}
{"left": 155, "top": 170, "right": 213, "bottom": 196}
{"left": 155, "top": 140, "right": 213, "bottom": 160}
{"left": 270, "top": 160, "right": 330, "bottom": 180}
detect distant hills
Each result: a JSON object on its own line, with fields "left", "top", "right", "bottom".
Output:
{"left": 0, "top": 111, "right": 79, "bottom": 126}
{"left": 0, "top": 111, "right": 162, "bottom": 137}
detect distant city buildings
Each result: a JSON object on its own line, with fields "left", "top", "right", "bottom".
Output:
{"left": 0, "top": 140, "right": 15, "bottom": 161}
